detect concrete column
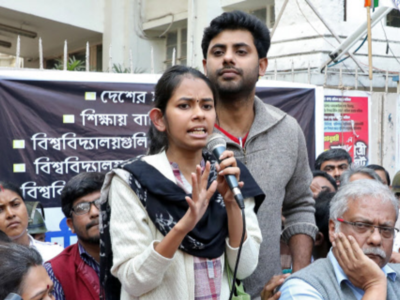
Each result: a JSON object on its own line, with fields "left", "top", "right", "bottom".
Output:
{"left": 102, "top": 0, "right": 166, "bottom": 73}
{"left": 187, "top": 0, "right": 223, "bottom": 70}
{"left": 370, "top": 92, "right": 400, "bottom": 178}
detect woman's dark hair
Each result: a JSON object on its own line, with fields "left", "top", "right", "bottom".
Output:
{"left": 148, "top": 65, "right": 217, "bottom": 155}
{"left": 201, "top": 10, "right": 271, "bottom": 59}
{"left": 366, "top": 164, "right": 391, "bottom": 186}
{"left": 315, "top": 191, "right": 336, "bottom": 249}
{"left": 0, "top": 242, "right": 43, "bottom": 299}
{"left": 0, "top": 181, "right": 24, "bottom": 201}
{"left": 61, "top": 172, "right": 105, "bottom": 218}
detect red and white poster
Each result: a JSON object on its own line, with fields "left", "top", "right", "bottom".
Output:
{"left": 324, "top": 90, "right": 370, "bottom": 166}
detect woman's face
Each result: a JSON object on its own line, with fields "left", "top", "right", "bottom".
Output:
{"left": 0, "top": 189, "right": 29, "bottom": 240}
{"left": 162, "top": 76, "right": 216, "bottom": 153}
{"left": 20, "top": 265, "right": 55, "bottom": 300}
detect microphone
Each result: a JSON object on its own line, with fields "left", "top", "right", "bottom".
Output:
{"left": 207, "top": 133, "right": 245, "bottom": 209}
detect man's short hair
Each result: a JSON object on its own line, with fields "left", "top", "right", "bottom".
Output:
{"left": 366, "top": 164, "right": 391, "bottom": 186}
{"left": 340, "top": 166, "right": 382, "bottom": 186}
{"left": 315, "top": 191, "right": 335, "bottom": 248}
{"left": 330, "top": 179, "right": 398, "bottom": 223}
{"left": 314, "top": 149, "right": 352, "bottom": 170}
{"left": 201, "top": 10, "right": 271, "bottom": 59}
{"left": 312, "top": 170, "right": 338, "bottom": 191}
{"left": 61, "top": 172, "right": 105, "bottom": 218}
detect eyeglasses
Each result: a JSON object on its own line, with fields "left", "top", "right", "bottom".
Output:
{"left": 71, "top": 198, "right": 101, "bottom": 216}
{"left": 337, "top": 218, "right": 399, "bottom": 239}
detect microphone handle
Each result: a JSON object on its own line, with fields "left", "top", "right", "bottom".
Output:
{"left": 212, "top": 146, "right": 245, "bottom": 209}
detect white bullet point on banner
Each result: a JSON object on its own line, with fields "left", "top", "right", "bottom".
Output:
{"left": 85, "top": 92, "right": 96, "bottom": 101}
{"left": 13, "top": 164, "right": 26, "bottom": 173}
{"left": 13, "top": 140, "right": 25, "bottom": 149}
{"left": 63, "top": 115, "right": 75, "bottom": 123}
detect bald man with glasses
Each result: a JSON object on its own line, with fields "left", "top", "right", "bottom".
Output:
{"left": 279, "top": 179, "right": 400, "bottom": 300}
{"left": 44, "top": 172, "right": 105, "bottom": 300}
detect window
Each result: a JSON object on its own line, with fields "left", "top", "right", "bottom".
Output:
{"left": 250, "top": 8, "right": 267, "bottom": 24}
{"left": 249, "top": 5, "right": 276, "bottom": 29}
{"left": 386, "top": 9, "right": 400, "bottom": 28}
{"left": 165, "top": 28, "right": 187, "bottom": 69}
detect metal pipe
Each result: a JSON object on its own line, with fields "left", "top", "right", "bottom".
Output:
{"left": 303, "top": 0, "right": 366, "bottom": 73}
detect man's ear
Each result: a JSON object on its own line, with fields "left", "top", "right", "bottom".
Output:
{"left": 259, "top": 57, "right": 268, "bottom": 76}
{"left": 315, "top": 232, "right": 325, "bottom": 246}
{"left": 149, "top": 108, "right": 166, "bottom": 132}
{"left": 66, "top": 218, "right": 76, "bottom": 234}
{"left": 202, "top": 59, "right": 208, "bottom": 75}
{"left": 328, "top": 219, "right": 336, "bottom": 244}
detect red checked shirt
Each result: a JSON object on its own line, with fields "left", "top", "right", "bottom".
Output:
{"left": 170, "top": 160, "right": 223, "bottom": 300}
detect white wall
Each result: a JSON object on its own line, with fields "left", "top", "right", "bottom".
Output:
{"left": 0, "top": 0, "right": 104, "bottom": 32}
{"left": 145, "top": 0, "right": 187, "bottom": 21}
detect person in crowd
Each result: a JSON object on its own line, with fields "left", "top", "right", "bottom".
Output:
{"left": 391, "top": 171, "right": 400, "bottom": 261}
{"left": 340, "top": 166, "right": 400, "bottom": 263}
{"left": 28, "top": 208, "right": 48, "bottom": 242}
{"left": 313, "top": 191, "right": 335, "bottom": 261}
{"left": 279, "top": 179, "right": 400, "bottom": 299}
{"left": 310, "top": 171, "right": 337, "bottom": 199}
{"left": 315, "top": 149, "right": 352, "bottom": 187}
{"left": 392, "top": 171, "right": 400, "bottom": 200}
{"left": 262, "top": 191, "right": 336, "bottom": 300}
{"left": 367, "top": 164, "right": 391, "bottom": 186}
{"left": 45, "top": 172, "right": 104, "bottom": 300}
{"left": 101, "top": 65, "right": 264, "bottom": 300}
{"left": 201, "top": 11, "right": 317, "bottom": 298}
{"left": 0, "top": 181, "right": 63, "bottom": 261}
{"left": 0, "top": 242, "right": 55, "bottom": 300}
{"left": 340, "top": 166, "right": 382, "bottom": 186}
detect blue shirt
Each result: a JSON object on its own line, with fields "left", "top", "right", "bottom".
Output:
{"left": 44, "top": 243, "right": 100, "bottom": 300}
{"left": 279, "top": 250, "right": 397, "bottom": 300}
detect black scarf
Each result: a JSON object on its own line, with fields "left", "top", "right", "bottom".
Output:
{"left": 100, "top": 152, "right": 264, "bottom": 299}
{"left": 122, "top": 151, "right": 264, "bottom": 258}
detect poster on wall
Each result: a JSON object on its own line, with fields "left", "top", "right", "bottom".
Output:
{"left": 323, "top": 89, "right": 370, "bottom": 166}
{"left": 0, "top": 70, "right": 320, "bottom": 247}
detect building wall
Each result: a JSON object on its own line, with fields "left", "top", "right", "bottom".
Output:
{"left": 0, "top": 0, "right": 104, "bottom": 32}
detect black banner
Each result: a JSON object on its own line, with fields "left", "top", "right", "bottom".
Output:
{"left": 0, "top": 73, "right": 315, "bottom": 208}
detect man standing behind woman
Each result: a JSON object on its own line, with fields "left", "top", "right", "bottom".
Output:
{"left": 201, "top": 11, "right": 317, "bottom": 299}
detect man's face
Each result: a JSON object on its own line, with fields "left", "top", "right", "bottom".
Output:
{"left": 67, "top": 191, "right": 100, "bottom": 245}
{"left": 320, "top": 159, "right": 349, "bottom": 187}
{"left": 312, "top": 176, "right": 336, "bottom": 193}
{"left": 0, "top": 189, "right": 29, "bottom": 240}
{"left": 202, "top": 29, "right": 267, "bottom": 97}
{"left": 329, "top": 197, "right": 396, "bottom": 268}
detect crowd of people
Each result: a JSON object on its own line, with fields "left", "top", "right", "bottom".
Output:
{"left": 1, "top": 10, "right": 400, "bottom": 300}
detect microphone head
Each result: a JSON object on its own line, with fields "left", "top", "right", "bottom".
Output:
{"left": 207, "top": 133, "right": 226, "bottom": 152}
